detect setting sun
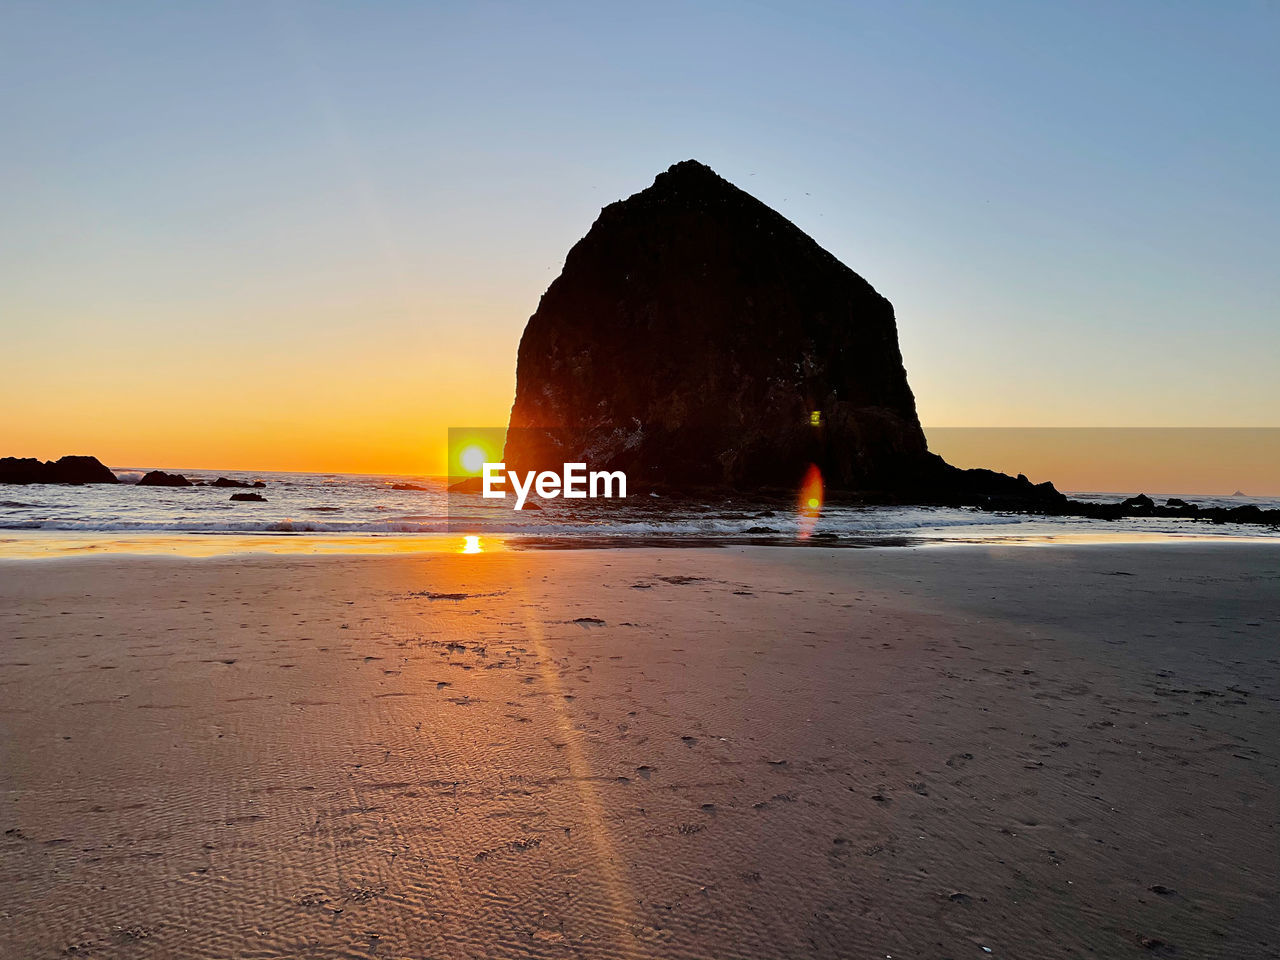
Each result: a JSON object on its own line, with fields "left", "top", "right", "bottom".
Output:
{"left": 448, "top": 428, "right": 506, "bottom": 478}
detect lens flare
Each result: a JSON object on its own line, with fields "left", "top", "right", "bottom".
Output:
{"left": 797, "top": 464, "right": 823, "bottom": 539}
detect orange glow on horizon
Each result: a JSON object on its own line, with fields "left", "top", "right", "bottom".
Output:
{"left": 0, "top": 322, "right": 520, "bottom": 477}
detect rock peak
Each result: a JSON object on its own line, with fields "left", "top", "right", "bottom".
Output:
{"left": 641, "top": 160, "right": 754, "bottom": 207}
{"left": 637, "top": 159, "right": 750, "bottom": 205}
{"left": 656, "top": 158, "right": 722, "bottom": 182}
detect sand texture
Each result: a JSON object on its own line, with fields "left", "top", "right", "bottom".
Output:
{"left": 1, "top": 544, "right": 1277, "bottom": 958}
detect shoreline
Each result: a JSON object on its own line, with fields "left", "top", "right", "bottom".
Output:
{"left": 1, "top": 527, "right": 1278, "bottom": 560}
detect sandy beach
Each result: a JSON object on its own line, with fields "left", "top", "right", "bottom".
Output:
{"left": 1, "top": 543, "right": 1276, "bottom": 959}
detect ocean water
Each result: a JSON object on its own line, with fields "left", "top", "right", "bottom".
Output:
{"left": 0, "top": 469, "right": 1276, "bottom": 554}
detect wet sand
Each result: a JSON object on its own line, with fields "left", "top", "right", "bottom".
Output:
{"left": 1, "top": 544, "right": 1276, "bottom": 959}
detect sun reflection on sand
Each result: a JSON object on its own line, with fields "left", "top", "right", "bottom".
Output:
{"left": 510, "top": 582, "right": 640, "bottom": 950}
{"left": 0, "top": 532, "right": 516, "bottom": 560}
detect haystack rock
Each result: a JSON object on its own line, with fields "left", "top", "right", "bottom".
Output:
{"left": 507, "top": 160, "right": 959, "bottom": 494}
{"left": 0, "top": 455, "right": 118, "bottom": 485}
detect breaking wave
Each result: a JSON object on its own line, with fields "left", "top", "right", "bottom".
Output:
{"left": 1, "top": 469, "right": 1276, "bottom": 545}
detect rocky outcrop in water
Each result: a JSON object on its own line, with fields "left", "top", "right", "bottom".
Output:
{"left": 0, "top": 456, "right": 118, "bottom": 485}
{"left": 1008, "top": 494, "right": 1279, "bottom": 526}
{"left": 138, "top": 470, "right": 192, "bottom": 487}
{"left": 211, "top": 477, "right": 265, "bottom": 489}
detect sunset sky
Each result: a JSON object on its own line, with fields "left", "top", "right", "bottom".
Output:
{"left": 2, "top": 2, "right": 1276, "bottom": 488}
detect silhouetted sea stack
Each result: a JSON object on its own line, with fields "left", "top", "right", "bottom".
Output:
{"left": 504, "top": 161, "right": 1052, "bottom": 506}
{"left": 0, "top": 456, "right": 118, "bottom": 485}
{"left": 506, "top": 160, "right": 929, "bottom": 492}
{"left": 499, "top": 161, "right": 1279, "bottom": 526}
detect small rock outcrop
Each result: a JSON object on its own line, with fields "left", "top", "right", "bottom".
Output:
{"left": 230, "top": 492, "right": 266, "bottom": 502}
{"left": 1120, "top": 493, "right": 1156, "bottom": 514}
{"left": 211, "top": 477, "right": 265, "bottom": 489}
{"left": 137, "top": 470, "right": 192, "bottom": 487}
{"left": 0, "top": 456, "right": 118, "bottom": 485}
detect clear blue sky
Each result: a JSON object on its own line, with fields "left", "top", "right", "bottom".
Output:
{"left": 2, "top": 1, "right": 1276, "bottom": 471}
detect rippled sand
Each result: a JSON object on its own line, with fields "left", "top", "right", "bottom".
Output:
{"left": 1, "top": 544, "right": 1276, "bottom": 958}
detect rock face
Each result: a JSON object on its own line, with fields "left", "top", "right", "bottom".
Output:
{"left": 0, "top": 456, "right": 118, "bottom": 484}
{"left": 495, "top": 160, "right": 1276, "bottom": 527}
{"left": 504, "top": 160, "right": 931, "bottom": 492}
{"left": 138, "top": 470, "right": 192, "bottom": 487}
